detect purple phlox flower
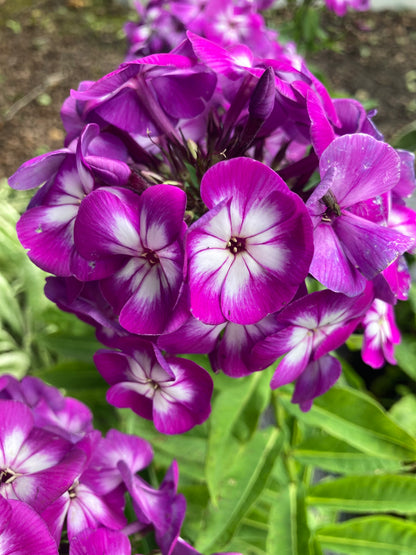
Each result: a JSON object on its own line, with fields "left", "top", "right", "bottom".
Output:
{"left": 119, "top": 459, "right": 186, "bottom": 555}
{"left": 71, "top": 54, "right": 217, "bottom": 139}
{"left": 186, "top": 30, "right": 258, "bottom": 91}
{"left": 291, "top": 354, "right": 342, "bottom": 412}
{"left": 0, "top": 496, "right": 58, "bottom": 555}
{"left": 373, "top": 256, "right": 412, "bottom": 303}
{"left": 388, "top": 197, "right": 416, "bottom": 254}
{"left": 60, "top": 80, "right": 96, "bottom": 144}
{"left": 325, "top": 0, "right": 370, "bottom": 16}
{"left": 0, "top": 374, "right": 65, "bottom": 412}
{"left": 361, "top": 299, "right": 400, "bottom": 369}
{"left": 307, "top": 92, "right": 383, "bottom": 159}
{"left": 186, "top": 157, "right": 313, "bottom": 325}
{"left": 81, "top": 429, "right": 153, "bottom": 496}
{"left": 159, "top": 306, "right": 281, "bottom": 377}
{"left": 74, "top": 184, "right": 187, "bottom": 335}
{"left": 124, "top": 3, "right": 186, "bottom": 60}
{"left": 32, "top": 396, "right": 94, "bottom": 444}
{"left": 201, "top": 1, "right": 268, "bottom": 53}
{"left": 0, "top": 400, "right": 86, "bottom": 513}
{"left": 94, "top": 339, "right": 213, "bottom": 434}
{"left": 44, "top": 277, "right": 131, "bottom": 349}
{"left": 41, "top": 431, "right": 128, "bottom": 543}
{"left": 306, "top": 134, "right": 415, "bottom": 296}
{"left": 393, "top": 150, "right": 416, "bottom": 199}
{"left": 70, "top": 527, "right": 132, "bottom": 555}
{"left": 252, "top": 286, "right": 373, "bottom": 391}
{"left": 11, "top": 124, "right": 130, "bottom": 280}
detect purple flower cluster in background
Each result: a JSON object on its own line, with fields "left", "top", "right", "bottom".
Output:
{"left": 324, "top": 0, "right": 370, "bottom": 17}
{"left": 9, "top": 0, "right": 414, "bottom": 436}
{"left": 0, "top": 374, "right": 240, "bottom": 555}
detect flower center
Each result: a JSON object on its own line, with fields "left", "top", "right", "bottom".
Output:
{"left": 226, "top": 236, "right": 246, "bottom": 255}
{"left": 0, "top": 468, "right": 18, "bottom": 484}
{"left": 141, "top": 248, "right": 160, "bottom": 265}
{"left": 146, "top": 378, "right": 160, "bottom": 390}
{"left": 68, "top": 479, "right": 79, "bottom": 499}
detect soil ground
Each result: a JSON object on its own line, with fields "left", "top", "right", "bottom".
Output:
{"left": 1, "top": 1, "right": 416, "bottom": 181}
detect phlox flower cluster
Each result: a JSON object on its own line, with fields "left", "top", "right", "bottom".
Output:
{"left": 324, "top": 0, "right": 370, "bottom": 17}
{"left": 0, "top": 373, "right": 240, "bottom": 555}
{"left": 9, "top": 0, "right": 416, "bottom": 434}
{"left": 123, "top": 0, "right": 371, "bottom": 61}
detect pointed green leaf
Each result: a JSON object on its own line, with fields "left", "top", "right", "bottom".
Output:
{"left": 0, "top": 351, "right": 30, "bottom": 377}
{"left": 196, "top": 428, "right": 283, "bottom": 552}
{"left": 395, "top": 335, "right": 416, "bottom": 381}
{"left": 267, "top": 483, "right": 313, "bottom": 555}
{"left": 279, "top": 385, "right": 416, "bottom": 460}
{"left": 390, "top": 394, "right": 416, "bottom": 437}
{"left": 0, "top": 274, "right": 24, "bottom": 335}
{"left": 294, "top": 432, "right": 404, "bottom": 475}
{"left": 309, "top": 474, "right": 416, "bottom": 514}
{"left": 316, "top": 516, "right": 416, "bottom": 554}
{"left": 206, "top": 369, "right": 272, "bottom": 503}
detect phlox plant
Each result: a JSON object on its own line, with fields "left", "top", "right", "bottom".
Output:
{"left": 5, "top": 0, "right": 416, "bottom": 553}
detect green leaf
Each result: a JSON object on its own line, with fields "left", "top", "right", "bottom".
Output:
{"left": 279, "top": 385, "right": 416, "bottom": 461}
{"left": 205, "top": 369, "right": 272, "bottom": 504}
{"left": 267, "top": 483, "right": 312, "bottom": 555}
{"left": 390, "top": 394, "right": 416, "bottom": 437}
{"left": 309, "top": 474, "right": 416, "bottom": 514}
{"left": 394, "top": 335, "right": 416, "bottom": 381}
{"left": 37, "top": 331, "right": 100, "bottom": 362}
{"left": 294, "top": 432, "right": 404, "bottom": 475}
{"left": 196, "top": 427, "right": 283, "bottom": 552}
{"left": 0, "top": 351, "right": 30, "bottom": 377}
{"left": 37, "top": 360, "right": 107, "bottom": 390}
{"left": 392, "top": 127, "right": 416, "bottom": 152}
{"left": 316, "top": 516, "right": 416, "bottom": 554}
{"left": 0, "top": 274, "right": 24, "bottom": 335}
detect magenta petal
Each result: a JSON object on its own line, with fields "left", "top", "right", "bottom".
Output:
{"left": 41, "top": 492, "right": 70, "bottom": 545}
{"left": 334, "top": 212, "right": 414, "bottom": 279}
{"left": 119, "top": 459, "right": 186, "bottom": 554}
{"left": 14, "top": 445, "right": 85, "bottom": 512}
{"left": 307, "top": 90, "right": 336, "bottom": 157}
{"left": 319, "top": 134, "right": 401, "bottom": 206}
{"left": 70, "top": 528, "right": 131, "bottom": 555}
{"left": 153, "top": 357, "right": 213, "bottom": 435}
{"left": 214, "top": 316, "right": 279, "bottom": 377}
{"left": 0, "top": 497, "right": 58, "bottom": 554}
{"left": 187, "top": 31, "right": 252, "bottom": 78}
{"left": 0, "top": 400, "right": 34, "bottom": 466}
{"left": 75, "top": 187, "right": 141, "bottom": 259}
{"left": 94, "top": 350, "right": 155, "bottom": 421}
{"left": 17, "top": 204, "right": 77, "bottom": 276}
{"left": 139, "top": 184, "right": 187, "bottom": 250}
{"left": 8, "top": 149, "right": 69, "bottom": 190}
{"left": 309, "top": 222, "right": 367, "bottom": 295}
{"left": 152, "top": 71, "right": 216, "bottom": 119}
{"left": 200, "top": 156, "right": 288, "bottom": 210}
{"left": 82, "top": 429, "right": 153, "bottom": 495}
{"left": 292, "top": 354, "right": 342, "bottom": 411}
{"left": 158, "top": 314, "right": 224, "bottom": 355}
{"left": 270, "top": 340, "right": 312, "bottom": 389}
{"left": 66, "top": 483, "right": 127, "bottom": 541}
